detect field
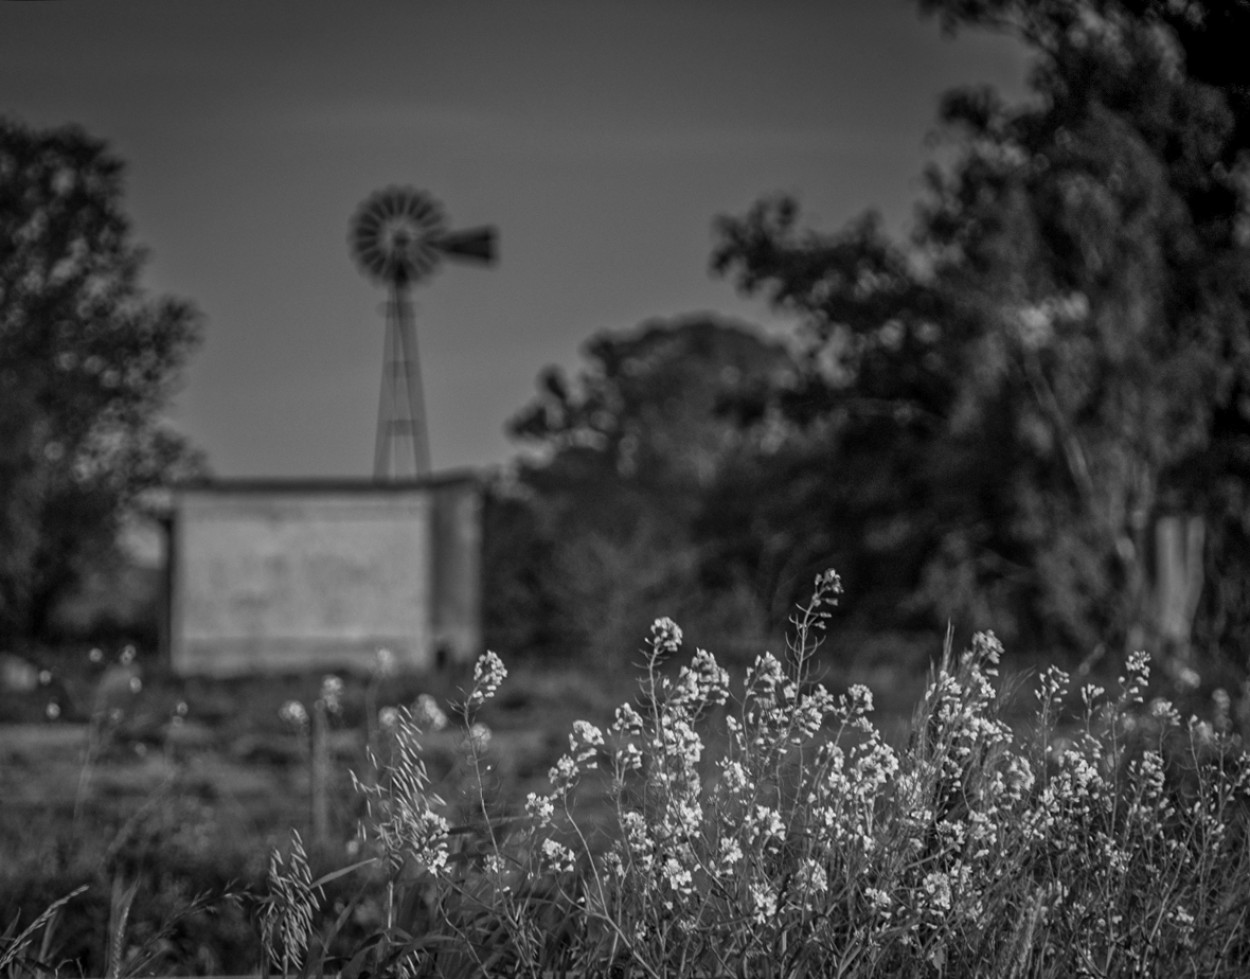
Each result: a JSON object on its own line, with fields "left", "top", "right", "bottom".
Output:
{"left": 2, "top": 611, "right": 1247, "bottom": 978}
{"left": 0, "top": 627, "right": 934, "bottom": 976}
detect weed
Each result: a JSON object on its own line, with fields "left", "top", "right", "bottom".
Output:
{"left": 255, "top": 570, "right": 1250, "bottom": 977}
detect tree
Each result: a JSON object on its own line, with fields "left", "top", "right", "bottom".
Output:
{"left": 497, "top": 315, "right": 794, "bottom": 662}
{"left": 713, "top": 0, "right": 1250, "bottom": 662}
{"left": 0, "top": 116, "right": 204, "bottom": 643}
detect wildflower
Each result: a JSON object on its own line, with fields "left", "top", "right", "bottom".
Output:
{"left": 654, "top": 716, "right": 704, "bottom": 771}
{"left": 650, "top": 617, "right": 683, "bottom": 656}
{"left": 749, "top": 882, "right": 779, "bottom": 926}
{"left": 1038, "top": 665, "right": 1071, "bottom": 705}
{"left": 119, "top": 644, "right": 136, "bottom": 665}
{"left": 319, "top": 675, "right": 344, "bottom": 714}
{"left": 373, "top": 647, "right": 396, "bottom": 677}
{"left": 45, "top": 701, "right": 60, "bottom": 721}
{"left": 747, "top": 651, "right": 785, "bottom": 693}
{"left": 525, "top": 792, "right": 556, "bottom": 825}
{"left": 795, "top": 857, "right": 828, "bottom": 897}
{"left": 662, "top": 855, "right": 694, "bottom": 896}
{"left": 616, "top": 742, "right": 643, "bottom": 772}
{"left": 672, "top": 647, "right": 730, "bottom": 710}
{"left": 847, "top": 684, "right": 874, "bottom": 715}
{"left": 663, "top": 798, "right": 703, "bottom": 840}
{"left": 720, "top": 759, "right": 749, "bottom": 794}
{"left": 570, "top": 720, "right": 604, "bottom": 762}
{"left": 467, "top": 650, "right": 507, "bottom": 708}
{"left": 1149, "top": 697, "right": 1181, "bottom": 727}
{"left": 922, "top": 871, "right": 953, "bottom": 912}
{"left": 88, "top": 647, "right": 104, "bottom": 664}
{"left": 1213, "top": 687, "right": 1232, "bottom": 733}
{"left": 969, "top": 630, "right": 1003, "bottom": 667}
{"left": 540, "top": 839, "right": 576, "bottom": 875}
{"left": 745, "top": 805, "right": 785, "bottom": 848}
{"left": 463, "top": 722, "right": 491, "bottom": 752}
{"left": 483, "top": 852, "right": 510, "bottom": 883}
{"left": 128, "top": 676, "right": 142, "bottom": 694}
{"left": 812, "top": 569, "right": 843, "bottom": 610}
{"left": 1176, "top": 666, "right": 1201, "bottom": 692}
{"left": 376, "top": 805, "right": 450, "bottom": 874}
{"left": 611, "top": 702, "right": 644, "bottom": 736}
{"left": 792, "top": 684, "right": 835, "bottom": 739}
{"left": 38, "top": 670, "right": 52, "bottom": 686}
{"left": 378, "top": 706, "right": 400, "bottom": 730}
{"left": 1080, "top": 684, "right": 1105, "bottom": 710}
{"left": 549, "top": 754, "right": 580, "bottom": 794}
{"left": 412, "top": 693, "right": 448, "bottom": 731}
{"left": 279, "top": 700, "right": 309, "bottom": 729}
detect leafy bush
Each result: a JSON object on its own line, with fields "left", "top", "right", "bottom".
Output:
{"left": 256, "top": 571, "right": 1250, "bottom": 979}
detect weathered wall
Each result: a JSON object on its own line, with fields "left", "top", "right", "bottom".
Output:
{"left": 168, "top": 477, "right": 481, "bottom": 676}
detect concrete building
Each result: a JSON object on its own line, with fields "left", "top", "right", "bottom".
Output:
{"left": 164, "top": 473, "right": 481, "bottom": 676}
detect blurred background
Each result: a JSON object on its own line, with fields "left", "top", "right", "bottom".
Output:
{"left": 2, "top": 0, "right": 1249, "bottom": 972}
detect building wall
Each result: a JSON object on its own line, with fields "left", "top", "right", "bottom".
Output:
{"left": 169, "top": 477, "right": 480, "bottom": 676}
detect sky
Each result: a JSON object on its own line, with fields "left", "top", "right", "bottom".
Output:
{"left": 0, "top": 1, "right": 1030, "bottom": 479}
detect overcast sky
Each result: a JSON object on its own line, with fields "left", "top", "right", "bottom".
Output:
{"left": 1, "top": 0, "right": 1029, "bottom": 479}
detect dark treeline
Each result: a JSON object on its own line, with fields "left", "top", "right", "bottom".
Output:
{"left": 486, "top": 0, "right": 1250, "bottom": 677}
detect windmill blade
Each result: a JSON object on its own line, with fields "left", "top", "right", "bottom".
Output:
{"left": 435, "top": 226, "right": 497, "bottom": 264}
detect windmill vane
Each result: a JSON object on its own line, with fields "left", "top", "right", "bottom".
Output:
{"left": 350, "top": 186, "right": 498, "bottom": 480}
{"left": 350, "top": 186, "right": 496, "bottom": 286}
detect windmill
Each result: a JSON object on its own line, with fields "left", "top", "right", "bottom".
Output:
{"left": 349, "top": 187, "right": 496, "bottom": 479}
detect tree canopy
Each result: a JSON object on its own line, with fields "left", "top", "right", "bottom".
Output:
{"left": 488, "top": 316, "right": 794, "bottom": 663}
{"left": 0, "top": 116, "right": 204, "bottom": 642}
{"left": 713, "top": 0, "right": 1250, "bottom": 662}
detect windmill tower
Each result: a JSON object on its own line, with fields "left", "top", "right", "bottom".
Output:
{"left": 349, "top": 187, "right": 496, "bottom": 479}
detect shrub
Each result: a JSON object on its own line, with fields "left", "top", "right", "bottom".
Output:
{"left": 256, "top": 570, "right": 1250, "bottom": 978}
{"left": 12, "top": 574, "right": 1248, "bottom": 977}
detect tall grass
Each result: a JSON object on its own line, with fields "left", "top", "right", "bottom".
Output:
{"left": 256, "top": 570, "right": 1250, "bottom": 979}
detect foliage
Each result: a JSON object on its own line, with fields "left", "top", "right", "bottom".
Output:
{"left": 0, "top": 115, "right": 204, "bottom": 644}
{"left": 259, "top": 572, "right": 1250, "bottom": 978}
{"left": 711, "top": 0, "right": 1250, "bottom": 664}
{"left": 493, "top": 315, "right": 795, "bottom": 662}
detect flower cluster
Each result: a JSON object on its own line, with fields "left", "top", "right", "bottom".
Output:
{"left": 262, "top": 570, "right": 1250, "bottom": 979}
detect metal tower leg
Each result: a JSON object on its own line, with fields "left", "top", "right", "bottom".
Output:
{"left": 373, "top": 284, "right": 431, "bottom": 480}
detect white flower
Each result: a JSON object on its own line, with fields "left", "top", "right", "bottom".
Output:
{"left": 374, "top": 647, "right": 397, "bottom": 677}
{"left": 468, "top": 650, "right": 508, "bottom": 707}
{"left": 795, "top": 858, "right": 828, "bottom": 897}
{"left": 463, "top": 722, "right": 491, "bottom": 752}
{"left": 540, "top": 839, "right": 576, "bottom": 875}
{"left": 617, "top": 742, "right": 643, "bottom": 772}
{"left": 412, "top": 693, "right": 448, "bottom": 731}
{"left": 922, "top": 871, "right": 952, "bottom": 912}
{"left": 847, "top": 684, "right": 874, "bottom": 715}
{"left": 280, "top": 700, "right": 309, "bottom": 729}
{"left": 865, "top": 887, "right": 892, "bottom": 912}
{"left": 662, "top": 855, "right": 694, "bottom": 895}
{"left": 525, "top": 792, "right": 555, "bottom": 825}
{"left": 612, "top": 702, "right": 645, "bottom": 736}
{"left": 549, "top": 754, "right": 579, "bottom": 793}
{"left": 748, "top": 651, "right": 785, "bottom": 692}
{"left": 319, "top": 675, "right": 344, "bottom": 714}
{"left": 749, "top": 882, "right": 779, "bottom": 925}
{"left": 650, "top": 617, "right": 683, "bottom": 655}
{"left": 570, "top": 720, "right": 604, "bottom": 762}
